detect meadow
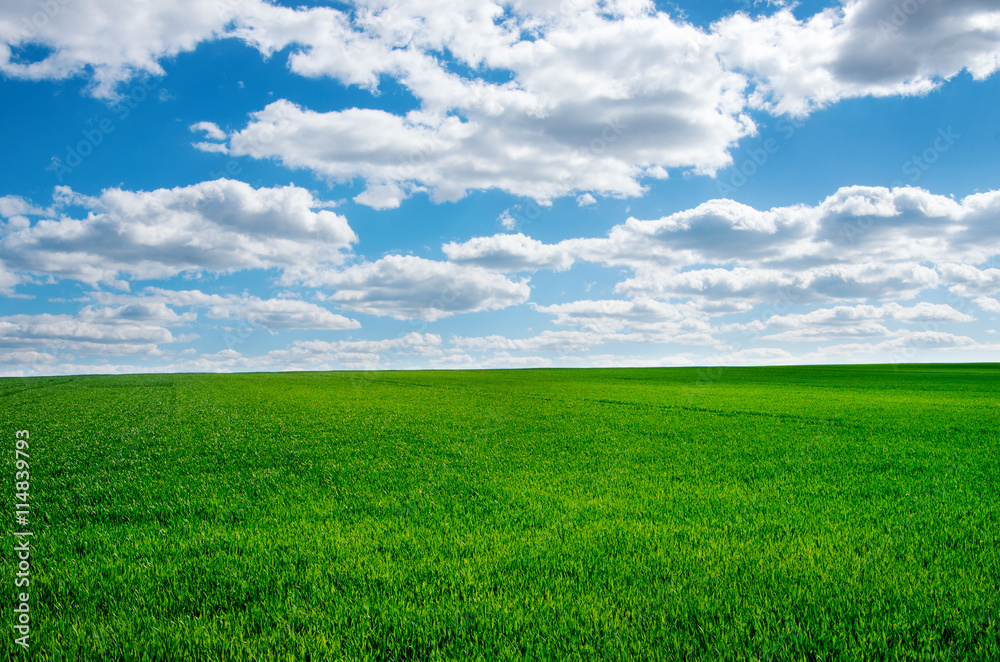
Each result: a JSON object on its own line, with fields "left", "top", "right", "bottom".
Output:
{"left": 1, "top": 364, "right": 998, "bottom": 660}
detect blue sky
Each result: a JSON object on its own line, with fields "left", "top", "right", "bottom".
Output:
{"left": 1, "top": 0, "right": 999, "bottom": 375}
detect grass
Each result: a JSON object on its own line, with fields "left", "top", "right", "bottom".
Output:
{"left": 2, "top": 364, "right": 999, "bottom": 660}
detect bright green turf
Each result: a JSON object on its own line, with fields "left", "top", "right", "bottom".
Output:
{"left": 2, "top": 364, "right": 998, "bottom": 660}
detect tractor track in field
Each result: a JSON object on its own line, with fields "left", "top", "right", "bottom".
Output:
{"left": 331, "top": 375, "right": 995, "bottom": 436}
{"left": 350, "top": 377, "right": 853, "bottom": 430}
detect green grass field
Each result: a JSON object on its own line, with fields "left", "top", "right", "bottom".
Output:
{"left": 2, "top": 364, "right": 999, "bottom": 660}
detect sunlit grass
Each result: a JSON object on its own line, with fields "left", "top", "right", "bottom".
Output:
{"left": 2, "top": 364, "right": 998, "bottom": 660}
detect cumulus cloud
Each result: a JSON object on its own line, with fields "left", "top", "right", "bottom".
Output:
{"left": 802, "top": 330, "right": 979, "bottom": 363}
{"left": 0, "top": 179, "right": 356, "bottom": 286}
{"left": 731, "top": 302, "right": 975, "bottom": 343}
{"left": 4, "top": 1, "right": 1000, "bottom": 373}
{"left": 715, "top": 0, "right": 1000, "bottom": 116}
{"left": 450, "top": 186, "right": 1000, "bottom": 275}
{"left": 0, "top": 0, "right": 261, "bottom": 98}
{"left": 757, "top": 323, "right": 897, "bottom": 343}
{"left": 92, "top": 288, "right": 360, "bottom": 331}
{"left": 306, "top": 255, "right": 530, "bottom": 321}
{"left": 720, "top": 301, "right": 977, "bottom": 342}
{"left": 531, "top": 298, "right": 716, "bottom": 343}
{"left": 443, "top": 233, "right": 574, "bottom": 272}
{"left": 939, "top": 263, "right": 1000, "bottom": 297}
{"left": 448, "top": 185, "right": 1000, "bottom": 309}
{"left": 5, "top": 1, "right": 998, "bottom": 204}
{"left": 973, "top": 296, "right": 1000, "bottom": 313}
{"left": 189, "top": 121, "right": 227, "bottom": 141}
{"left": 757, "top": 302, "right": 975, "bottom": 328}
{"left": 80, "top": 300, "right": 196, "bottom": 326}
{"left": 216, "top": 0, "right": 754, "bottom": 205}
{"left": 0, "top": 265, "right": 20, "bottom": 294}
{"left": 0, "top": 194, "right": 49, "bottom": 218}
{"left": 618, "top": 263, "right": 941, "bottom": 306}
{"left": 264, "top": 332, "right": 442, "bottom": 369}
{"left": 451, "top": 330, "right": 610, "bottom": 353}
{"left": 707, "top": 346, "right": 795, "bottom": 365}
{"left": 0, "top": 311, "right": 188, "bottom": 357}
{"left": 197, "top": 0, "right": 999, "bottom": 205}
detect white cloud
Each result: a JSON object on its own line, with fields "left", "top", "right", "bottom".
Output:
{"left": 973, "top": 296, "right": 1000, "bottom": 313}
{"left": 0, "top": 0, "right": 261, "bottom": 98}
{"left": 498, "top": 209, "right": 518, "bottom": 231}
{"left": 0, "top": 179, "right": 356, "bottom": 286}
{"left": 452, "top": 185, "right": 998, "bottom": 277}
{"left": 0, "top": 195, "right": 48, "bottom": 218}
{"left": 93, "top": 288, "right": 361, "bottom": 331}
{"left": 4, "top": 2, "right": 1000, "bottom": 374}
{"left": 443, "top": 233, "right": 574, "bottom": 272}
{"left": 5, "top": 0, "right": 999, "bottom": 206}
{"left": 750, "top": 302, "right": 975, "bottom": 329}
{"left": 351, "top": 182, "right": 409, "bottom": 211}
{"left": 189, "top": 121, "right": 227, "bottom": 141}
{"left": 715, "top": 0, "right": 1000, "bottom": 116}
{"left": 581, "top": 352, "right": 698, "bottom": 368}
{"left": 80, "top": 300, "right": 196, "bottom": 326}
{"left": 450, "top": 185, "right": 1000, "bottom": 308}
{"left": 264, "top": 332, "right": 442, "bottom": 369}
{"left": 724, "top": 301, "right": 976, "bottom": 343}
{"left": 192, "top": 141, "right": 230, "bottom": 155}
{"left": 531, "top": 297, "right": 716, "bottom": 343}
{"left": 428, "top": 353, "right": 478, "bottom": 368}
{"left": 801, "top": 330, "right": 979, "bottom": 363}
{"left": 208, "top": 298, "right": 359, "bottom": 331}
{"left": 306, "top": 255, "right": 530, "bottom": 321}
{"left": 756, "top": 323, "right": 896, "bottom": 343}
{"left": 198, "top": 1, "right": 1000, "bottom": 205}
{"left": 706, "top": 346, "right": 795, "bottom": 365}
{"left": 0, "top": 330, "right": 442, "bottom": 374}
{"left": 939, "top": 263, "right": 1000, "bottom": 297}
{"left": 451, "top": 330, "right": 609, "bottom": 353}
{"left": 310, "top": 333, "right": 442, "bottom": 357}
{"left": 617, "top": 262, "right": 940, "bottom": 305}
{"left": 0, "top": 265, "right": 20, "bottom": 294}
{"left": 0, "top": 350, "right": 59, "bottom": 367}
{"left": 474, "top": 353, "right": 553, "bottom": 369}
{"left": 202, "top": 4, "right": 757, "bottom": 206}
{"left": 0, "top": 312, "right": 187, "bottom": 357}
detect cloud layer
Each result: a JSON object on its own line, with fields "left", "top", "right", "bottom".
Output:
{"left": 0, "top": 179, "right": 356, "bottom": 287}
{"left": 2, "top": 180, "right": 997, "bottom": 375}
{"left": 2, "top": 1, "right": 999, "bottom": 375}
{"left": 449, "top": 185, "right": 1000, "bottom": 308}
{"left": 5, "top": 1, "right": 994, "bottom": 204}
